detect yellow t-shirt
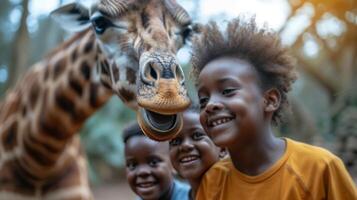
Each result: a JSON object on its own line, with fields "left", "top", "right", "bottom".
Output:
{"left": 196, "top": 138, "right": 357, "bottom": 200}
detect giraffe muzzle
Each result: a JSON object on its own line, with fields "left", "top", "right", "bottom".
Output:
{"left": 137, "top": 54, "right": 190, "bottom": 115}
{"left": 136, "top": 53, "right": 190, "bottom": 141}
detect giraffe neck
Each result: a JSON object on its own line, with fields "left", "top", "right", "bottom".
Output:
{"left": 0, "top": 29, "right": 113, "bottom": 182}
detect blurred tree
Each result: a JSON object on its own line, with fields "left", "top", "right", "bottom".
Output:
{"left": 80, "top": 97, "right": 136, "bottom": 183}
{"left": 0, "top": 0, "right": 16, "bottom": 96}
{"left": 279, "top": 0, "right": 357, "bottom": 177}
{"left": 7, "top": 0, "right": 30, "bottom": 91}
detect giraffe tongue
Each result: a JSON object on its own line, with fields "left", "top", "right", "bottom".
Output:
{"left": 137, "top": 108, "right": 182, "bottom": 141}
{"left": 145, "top": 110, "right": 176, "bottom": 131}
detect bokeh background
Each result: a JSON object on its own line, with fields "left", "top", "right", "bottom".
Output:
{"left": 0, "top": 0, "right": 356, "bottom": 199}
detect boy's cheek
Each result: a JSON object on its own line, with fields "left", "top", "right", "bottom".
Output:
{"left": 169, "top": 148, "right": 180, "bottom": 163}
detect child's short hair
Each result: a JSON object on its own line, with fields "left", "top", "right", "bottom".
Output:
{"left": 122, "top": 122, "right": 145, "bottom": 144}
{"left": 190, "top": 17, "right": 297, "bottom": 124}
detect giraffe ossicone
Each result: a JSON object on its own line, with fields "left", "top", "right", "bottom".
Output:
{"left": 51, "top": 0, "right": 193, "bottom": 140}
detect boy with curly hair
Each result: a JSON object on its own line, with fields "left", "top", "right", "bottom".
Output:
{"left": 191, "top": 17, "right": 356, "bottom": 199}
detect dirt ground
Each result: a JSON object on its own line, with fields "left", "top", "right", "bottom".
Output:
{"left": 91, "top": 180, "right": 136, "bottom": 200}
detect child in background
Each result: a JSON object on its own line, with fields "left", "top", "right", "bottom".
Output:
{"left": 123, "top": 122, "right": 190, "bottom": 200}
{"left": 169, "top": 105, "right": 226, "bottom": 200}
{"left": 191, "top": 17, "right": 357, "bottom": 199}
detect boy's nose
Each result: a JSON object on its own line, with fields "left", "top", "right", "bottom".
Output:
{"left": 205, "top": 100, "right": 223, "bottom": 113}
{"left": 180, "top": 139, "right": 194, "bottom": 151}
{"left": 136, "top": 166, "right": 151, "bottom": 176}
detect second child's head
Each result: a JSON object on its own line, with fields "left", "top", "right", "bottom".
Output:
{"left": 191, "top": 17, "right": 297, "bottom": 148}
{"left": 123, "top": 122, "right": 173, "bottom": 200}
{"left": 169, "top": 105, "right": 224, "bottom": 182}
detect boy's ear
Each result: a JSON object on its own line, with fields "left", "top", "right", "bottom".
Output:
{"left": 50, "top": 3, "right": 91, "bottom": 32}
{"left": 219, "top": 148, "right": 228, "bottom": 159}
{"left": 263, "top": 88, "right": 281, "bottom": 112}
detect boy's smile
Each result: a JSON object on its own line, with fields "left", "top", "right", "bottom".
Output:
{"left": 198, "top": 56, "right": 265, "bottom": 148}
{"left": 208, "top": 116, "right": 234, "bottom": 127}
{"left": 178, "top": 153, "right": 200, "bottom": 166}
{"left": 135, "top": 175, "right": 158, "bottom": 193}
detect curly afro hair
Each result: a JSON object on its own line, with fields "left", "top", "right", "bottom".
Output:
{"left": 190, "top": 17, "right": 297, "bottom": 125}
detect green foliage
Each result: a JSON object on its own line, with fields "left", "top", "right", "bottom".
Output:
{"left": 80, "top": 96, "right": 136, "bottom": 182}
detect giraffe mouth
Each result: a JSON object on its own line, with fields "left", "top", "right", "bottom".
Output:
{"left": 137, "top": 108, "right": 183, "bottom": 141}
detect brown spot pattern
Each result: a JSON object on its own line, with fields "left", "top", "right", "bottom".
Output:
{"left": 101, "top": 60, "right": 110, "bottom": 76}
{"left": 83, "top": 40, "right": 94, "bottom": 54}
{"left": 112, "top": 63, "right": 120, "bottom": 82}
{"left": 69, "top": 75, "right": 83, "bottom": 96}
{"left": 44, "top": 66, "right": 50, "bottom": 81}
{"left": 23, "top": 135, "right": 57, "bottom": 166}
{"left": 29, "top": 79, "right": 40, "bottom": 108}
{"left": 2, "top": 120, "right": 18, "bottom": 151}
{"left": 26, "top": 123, "right": 62, "bottom": 155}
{"left": 55, "top": 90, "right": 75, "bottom": 116}
{"left": 0, "top": 161, "right": 36, "bottom": 195}
{"left": 101, "top": 80, "right": 112, "bottom": 90}
{"left": 119, "top": 87, "right": 136, "bottom": 102}
{"left": 71, "top": 108, "right": 87, "bottom": 125}
{"left": 89, "top": 83, "right": 99, "bottom": 108}
{"left": 126, "top": 68, "right": 137, "bottom": 84}
{"left": 141, "top": 11, "right": 150, "bottom": 28}
{"left": 80, "top": 61, "right": 91, "bottom": 80}
{"left": 53, "top": 58, "right": 67, "bottom": 80}
{"left": 22, "top": 105, "right": 27, "bottom": 117}
{"left": 71, "top": 49, "right": 78, "bottom": 62}
{"left": 39, "top": 90, "right": 71, "bottom": 141}
{"left": 43, "top": 159, "right": 81, "bottom": 194}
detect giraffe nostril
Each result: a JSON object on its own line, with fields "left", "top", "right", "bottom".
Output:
{"left": 141, "top": 62, "right": 158, "bottom": 86}
{"left": 150, "top": 65, "right": 158, "bottom": 80}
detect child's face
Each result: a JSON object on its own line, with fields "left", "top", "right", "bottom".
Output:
{"left": 197, "top": 57, "right": 265, "bottom": 148}
{"left": 169, "top": 111, "right": 221, "bottom": 180}
{"left": 125, "top": 136, "right": 173, "bottom": 200}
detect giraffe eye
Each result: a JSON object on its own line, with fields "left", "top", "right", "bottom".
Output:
{"left": 91, "top": 15, "right": 112, "bottom": 34}
{"left": 181, "top": 26, "right": 192, "bottom": 39}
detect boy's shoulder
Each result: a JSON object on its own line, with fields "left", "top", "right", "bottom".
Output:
{"left": 205, "top": 157, "right": 233, "bottom": 176}
{"left": 286, "top": 138, "right": 346, "bottom": 178}
{"left": 171, "top": 179, "right": 190, "bottom": 200}
{"left": 199, "top": 158, "right": 234, "bottom": 186}
{"left": 287, "top": 138, "right": 340, "bottom": 164}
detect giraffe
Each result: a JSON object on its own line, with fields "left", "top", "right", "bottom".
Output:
{"left": 0, "top": 0, "right": 195, "bottom": 199}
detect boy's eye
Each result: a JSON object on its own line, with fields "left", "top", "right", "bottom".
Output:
{"left": 126, "top": 162, "right": 137, "bottom": 171}
{"left": 169, "top": 138, "right": 181, "bottom": 146}
{"left": 148, "top": 159, "right": 160, "bottom": 167}
{"left": 222, "top": 88, "right": 236, "bottom": 95}
{"left": 192, "top": 132, "right": 204, "bottom": 140}
{"left": 199, "top": 97, "right": 209, "bottom": 109}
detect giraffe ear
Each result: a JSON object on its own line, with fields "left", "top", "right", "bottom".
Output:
{"left": 50, "top": 3, "right": 91, "bottom": 32}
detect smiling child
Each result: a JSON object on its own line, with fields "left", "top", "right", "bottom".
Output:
{"left": 191, "top": 17, "right": 357, "bottom": 199}
{"left": 123, "top": 122, "right": 190, "bottom": 200}
{"left": 169, "top": 105, "right": 225, "bottom": 199}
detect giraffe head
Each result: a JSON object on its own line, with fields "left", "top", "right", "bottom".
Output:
{"left": 51, "top": 0, "right": 194, "bottom": 140}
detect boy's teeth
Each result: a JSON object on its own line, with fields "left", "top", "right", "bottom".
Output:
{"left": 138, "top": 182, "right": 155, "bottom": 188}
{"left": 211, "top": 118, "right": 232, "bottom": 127}
{"left": 181, "top": 156, "right": 198, "bottom": 163}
